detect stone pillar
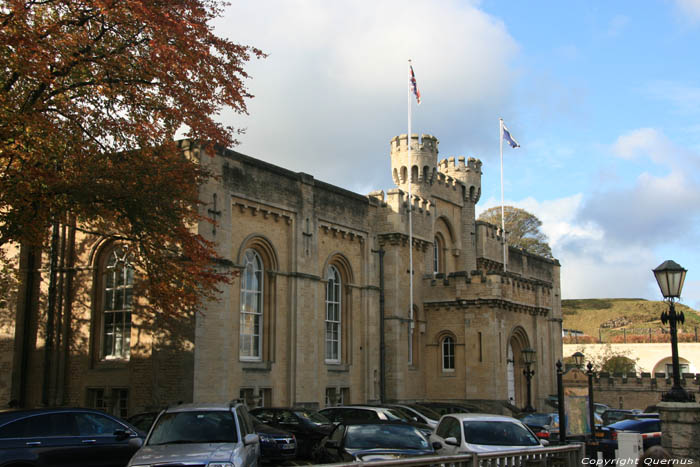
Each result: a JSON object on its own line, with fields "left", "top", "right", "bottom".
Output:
{"left": 658, "top": 401, "right": 700, "bottom": 460}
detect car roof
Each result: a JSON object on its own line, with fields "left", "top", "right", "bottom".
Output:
{"left": 164, "top": 403, "right": 238, "bottom": 413}
{"left": 441, "top": 413, "right": 523, "bottom": 423}
{"left": 607, "top": 418, "right": 660, "bottom": 430}
{"left": 0, "top": 407, "right": 122, "bottom": 426}
{"left": 324, "top": 405, "right": 393, "bottom": 412}
{"left": 342, "top": 420, "right": 414, "bottom": 427}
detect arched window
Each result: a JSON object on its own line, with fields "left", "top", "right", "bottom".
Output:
{"left": 325, "top": 265, "right": 341, "bottom": 363}
{"left": 442, "top": 336, "right": 455, "bottom": 371}
{"left": 102, "top": 246, "right": 134, "bottom": 359}
{"left": 433, "top": 236, "right": 441, "bottom": 274}
{"left": 240, "top": 249, "right": 263, "bottom": 360}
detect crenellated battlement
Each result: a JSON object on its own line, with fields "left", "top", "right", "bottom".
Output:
{"left": 388, "top": 134, "right": 483, "bottom": 205}
{"left": 390, "top": 133, "right": 440, "bottom": 154}
{"left": 437, "top": 155, "right": 483, "bottom": 173}
{"left": 390, "top": 134, "right": 439, "bottom": 198}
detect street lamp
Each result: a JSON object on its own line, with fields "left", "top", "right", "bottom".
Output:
{"left": 556, "top": 360, "right": 567, "bottom": 445}
{"left": 572, "top": 351, "right": 584, "bottom": 369}
{"left": 522, "top": 347, "right": 536, "bottom": 413}
{"left": 652, "top": 260, "right": 695, "bottom": 402}
{"left": 586, "top": 362, "right": 596, "bottom": 439}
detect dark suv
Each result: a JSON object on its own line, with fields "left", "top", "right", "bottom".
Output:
{"left": 0, "top": 407, "right": 144, "bottom": 467}
{"left": 249, "top": 407, "right": 333, "bottom": 458}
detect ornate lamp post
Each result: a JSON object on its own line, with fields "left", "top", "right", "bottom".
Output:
{"left": 586, "top": 362, "right": 596, "bottom": 438}
{"left": 652, "top": 260, "right": 695, "bottom": 402}
{"left": 522, "top": 347, "right": 536, "bottom": 413}
{"left": 556, "top": 360, "right": 566, "bottom": 445}
{"left": 572, "top": 351, "right": 584, "bottom": 369}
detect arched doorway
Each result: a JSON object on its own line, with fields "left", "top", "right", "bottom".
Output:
{"left": 507, "top": 327, "right": 532, "bottom": 409}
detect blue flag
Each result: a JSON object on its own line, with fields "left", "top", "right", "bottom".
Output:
{"left": 502, "top": 125, "right": 520, "bottom": 148}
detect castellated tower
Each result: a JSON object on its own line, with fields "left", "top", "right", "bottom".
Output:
{"left": 438, "top": 155, "right": 482, "bottom": 272}
{"left": 390, "top": 133, "right": 439, "bottom": 199}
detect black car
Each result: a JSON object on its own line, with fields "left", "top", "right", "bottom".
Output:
{"left": 518, "top": 412, "right": 560, "bottom": 441}
{"left": 417, "top": 402, "right": 479, "bottom": 416}
{"left": 313, "top": 421, "right": 440, "bottom": 463}
{"left": 251, "top": 415, "right": 297, "bottom": 462}
{"left": 597, "top": 418, "right": 662, "bottom": 459}
{"left": 249, "top": 407, "right": 333, "bottom": 458}
{"left": 319, "top": 405, "right": 433, "bottom": 438}
{"left": 601, "top": 409, "right": 640, "bottom": 426}
{"left": 125, "top": 411, "right": 159, "bottom": 434}
{"left": 0, "top": 407, "right": 144, "bottom": 467}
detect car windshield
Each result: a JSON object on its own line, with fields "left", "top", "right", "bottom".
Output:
{"left": 344, "top": 424, "right": 429, "bottom": 450}
{"left": 407, "top": 405, "right": 441, "bottom": 420}
{"left": 383, "top": 408, "right": 410, "bottom": 421}
{"left": 520, "top": 414, "right": 554, "bottom": 427}
{"left": 463, "top": 421, "right": 540, "bottom": 446}
{"left": 295, "top": 410, "right": 330, "bottom": 425}
{"left": 148, "top": 410, "right": 237, "bottom": 445}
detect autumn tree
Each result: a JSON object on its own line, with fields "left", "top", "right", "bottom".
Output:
{"left": 0, "top": 0, "right": 264, "bottom": 314}
{"left": 573, "top": 344, "right": 641, "bottom": 374}
{"left": 478, "top": 206, "right": 553, "bottom": 259}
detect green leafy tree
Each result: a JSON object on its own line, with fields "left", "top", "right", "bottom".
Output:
{"left": 574, "top": 344, "right": 641, "bottom": 374}
{"left": 478, "top": 206, "right": 553, "bottom": 258}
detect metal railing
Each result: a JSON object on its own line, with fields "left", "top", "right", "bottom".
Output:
{"left": 314, "top": 443, "right": 584, "bottom": 467}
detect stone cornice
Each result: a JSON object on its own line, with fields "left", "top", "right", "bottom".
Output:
{"left": 377, "top": 233, "right": 430, "bottom": 251}
{"left": 424, "top": 297, "right": 550, "bottom": 316}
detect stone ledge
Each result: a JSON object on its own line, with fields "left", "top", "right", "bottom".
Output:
{"left": 241, "top": 361, "right": 272, "bottom": 372}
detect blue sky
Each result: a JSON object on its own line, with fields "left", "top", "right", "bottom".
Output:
{"left": 214, "top": 0, "right": 700, "bottom": 308}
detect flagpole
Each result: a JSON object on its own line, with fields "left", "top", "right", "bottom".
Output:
{"left": 407, "top": 60, "right": 414, "bottom": 362}
{"left": 499, "top": 118, "right": 507, "bottom": 273}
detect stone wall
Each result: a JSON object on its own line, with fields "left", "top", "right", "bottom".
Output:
{"left": 588, "top": 373, "right": 700, "bottom": 410}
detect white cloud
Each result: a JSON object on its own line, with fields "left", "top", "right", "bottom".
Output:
{"left": 213, "top": 0, "right": 519, "bottom": 192}
{"left": 674, "top": 0, "right": 700, "bottom": 23}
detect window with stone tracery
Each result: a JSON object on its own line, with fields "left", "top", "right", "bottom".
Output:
{"left": 325, "top": 265, "right": 341, "bottom": 363}
{"left": 442, "top": 335, "right": 455, "bottom": 371}
{"left": 101, "top": 246, "right": 134, "bottom": 359}
{"left": 240, "top": 249, "right": 263, "bottom": 360}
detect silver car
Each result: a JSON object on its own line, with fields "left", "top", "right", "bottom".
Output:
{"left": 430, "top": 413, "right": 545, "bottom": 454}
{"left": 128, "top": 401, "right": 260, "bottom": 467}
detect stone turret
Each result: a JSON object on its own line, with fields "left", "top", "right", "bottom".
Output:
{"left": 390, "top": 134, "right": 439, "bottom": 198}
{"left": 438, "top": 156, "right": 482, "bottom": 204}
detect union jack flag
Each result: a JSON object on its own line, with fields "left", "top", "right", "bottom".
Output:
{"left": 410, "top": 64, "right": 421, "bottom": 105}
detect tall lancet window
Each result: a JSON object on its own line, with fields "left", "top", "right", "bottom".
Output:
{"left": 240, "top": 249, "right": 263, "bottom": 360}
{"left": 102, "top": 247, "right": 134, "bottom": 359}
{"left": 325, "top": 265, "right": 342, "bottom": 363}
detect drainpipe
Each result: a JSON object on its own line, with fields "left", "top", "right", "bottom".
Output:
{"left": 372, "top": 247, "right": 386, "bottom": 403}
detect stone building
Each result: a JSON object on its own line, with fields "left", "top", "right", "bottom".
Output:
{"left": 2, "top": 134, "right": 563, "bottom": 416}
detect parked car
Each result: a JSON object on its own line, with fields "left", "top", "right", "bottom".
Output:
{"left": 251, "top": 415, "right": 296, "bottom": 462}
{"left": 597, "top": 417, "right": 661, "bottom": 460}
{"left": 249, "top": 407, "right": 333, "bottom": 459}
{"left": 0, "top": 407, "right": 144, "bottom": 467}
{"left": 518, "top": 412, "right": 559, "bottom": 441}
{"left": 319, "top": 405, "right": 433, "bottom": 437}
{"left": 127, "top": 401, "right": 259, "bottom": 467}
{"left": 313, "top": 421, "right": 440, "bottom": 463}
{"left": 594, "top": 403, "right": 610, "bottom": 418}
{"left": 430, "top": 413, "right": 546, "bottom": 455}
{"left": 383, "top": 404, "right": 441, "bottom": 428}
{"left": 126, "top": 411, "right": 159, "bottom": 434}
{"left": 418, "top": 402, "right": 479, "bottom": 416}
{"left": 601, "top": 408, "right": 640, "bottom": 426}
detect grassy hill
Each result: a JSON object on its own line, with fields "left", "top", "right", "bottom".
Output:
{"left": 562, "top": 298, "right": 700, "bottom": 343}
